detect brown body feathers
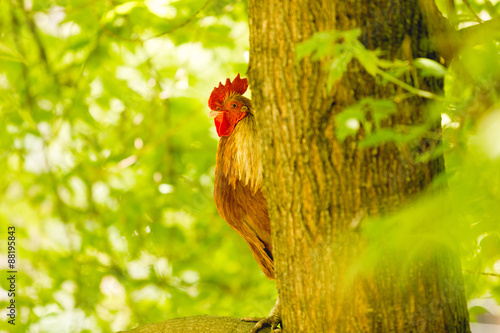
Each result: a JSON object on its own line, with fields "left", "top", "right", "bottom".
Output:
{"left": 213, "top": 109, "right": 274, "bottom": 279}
{"left": 209, "top": 75, "right": 273, "bottom": 279}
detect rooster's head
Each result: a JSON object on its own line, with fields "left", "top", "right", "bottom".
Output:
{"left": 208, "top": 74, "right": 251, "bottom": 137}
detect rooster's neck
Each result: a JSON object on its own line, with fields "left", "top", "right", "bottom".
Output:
{"left": 216, "top": 114, "right": 262, "bottom": 194}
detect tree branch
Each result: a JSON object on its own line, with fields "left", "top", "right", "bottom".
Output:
{"left": 118, "top": 316, "right": 272, "bottom": 333}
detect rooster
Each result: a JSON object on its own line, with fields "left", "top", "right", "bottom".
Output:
{"left": 208, "top": 74, "right": 281, "bottom": 332}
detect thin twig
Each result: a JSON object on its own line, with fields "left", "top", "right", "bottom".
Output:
{"left": 462, "top": 0, "right": 483, "bottom": 23}
{"left": 10, "top": 5, "right": 33, "bottom": 113}
{"left": 146, "top": 0, "right": 214, "bottom": 40}
{"left": 464, "top": 270, "right": 500, "bottom": 278}
{"left": 10, "top": 0, "right": 68, "bottom": 222}
{"left": 376, "top": 68, "right": 443, "bottom": 101}
{"left": 20, "top": 0, "right": 54, "bottom": 77}
{"left": 89, "top": 0, "right": 213, "bottom": 43}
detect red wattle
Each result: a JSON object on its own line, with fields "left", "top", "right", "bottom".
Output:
{"left": 214, "top": 112, "right": 247, "bottom": 137}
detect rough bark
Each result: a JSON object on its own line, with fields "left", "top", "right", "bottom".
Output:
{"left": 248, "top": 0, "right": 470, "bottom": 332}
{"left": 118, "top": 316, "right": 272, "bottom": 333}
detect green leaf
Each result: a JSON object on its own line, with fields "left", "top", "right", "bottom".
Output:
{"left": 414, "top": 58, "right": 447, "bottom": 78}
{"left": 296, "top": 31, "right": 337, "bottom": 61}
{"left": 335, "top": 104, "right": 366, "bottom": 142}
{"left": 359, "top": 129, "right": 407, "bottom": 147}
{"left": 468, "top": 306, "right": 489, "bottom": 323}
{"left": 327, "top": 50, "right": 353, "bottom": 89}
{"left": 367, "top": 98, "right": 397, "bottom": 126}
{"left": 353, "top": 47, "right": 379, "bottom": 77}
{"left": 0, "top": 42, "right": 26, "bottom": 63}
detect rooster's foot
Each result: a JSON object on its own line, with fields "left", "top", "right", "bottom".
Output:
{"left": 242, "top": 296, "right": 281, "bottom": 333}
{"left": 242, "top": 314, "right": 281, "bottom": 333}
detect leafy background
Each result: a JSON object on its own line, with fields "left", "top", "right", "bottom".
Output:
{"left": 0, "top": 0, "right": 499, "bottom": 332}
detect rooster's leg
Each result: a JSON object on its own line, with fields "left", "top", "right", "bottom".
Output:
{"left": 242, "top": 296, "right": 281, "bottom": 333}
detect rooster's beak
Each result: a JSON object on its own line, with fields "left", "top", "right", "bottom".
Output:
{"left": 208, "top": 110, "right": 222, "bottom": 118}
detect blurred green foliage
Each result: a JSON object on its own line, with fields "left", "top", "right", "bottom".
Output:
{"left": 1, "top": 0, "right": 500, "bottom": 332}
{"left": 0, "top": 1, "right": 275, "bottom": 332}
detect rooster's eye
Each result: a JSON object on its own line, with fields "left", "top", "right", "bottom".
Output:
{"left": 229, "top": 103, "right": 236, "bottom": 108}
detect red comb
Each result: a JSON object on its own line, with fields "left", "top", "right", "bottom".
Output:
{"left": 208, "top": 74, "right": 248, "bottom": 110}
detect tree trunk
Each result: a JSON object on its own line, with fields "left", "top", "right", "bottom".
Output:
{"left": 248, "top": 0, "right": 470, "bottom": 332}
